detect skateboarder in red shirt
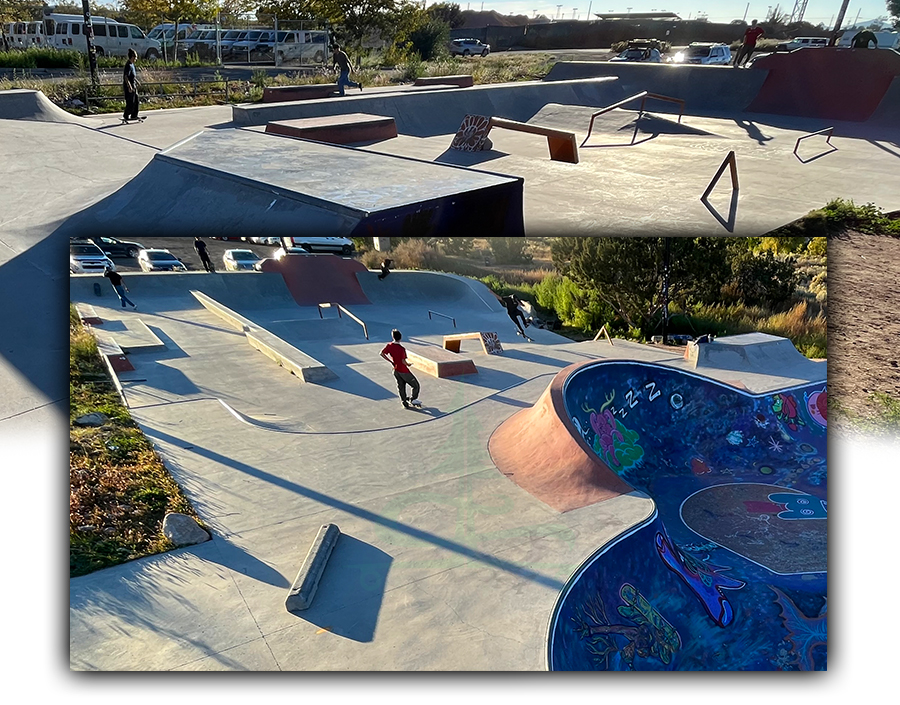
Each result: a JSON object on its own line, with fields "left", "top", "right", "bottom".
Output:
{"left": 380, "top": 329, "right": 422, "bottom": 409}
{"left": 733, "top": 19, "right": 764, "bottom": 67}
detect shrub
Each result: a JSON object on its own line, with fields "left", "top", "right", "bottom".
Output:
{"left": 490, "top": 237, "right": 533, "bottom": 265}
{"left": 407, "top": 19, "right": 451, "bottom": 61}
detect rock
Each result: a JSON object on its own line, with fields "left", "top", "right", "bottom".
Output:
{"left": 73, "top": 412, "right": 109, "bottom": 427}
{"left": 162, "top": 513, "right": 210, "bottom": 546}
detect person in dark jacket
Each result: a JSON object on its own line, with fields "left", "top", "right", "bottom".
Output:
{"left": 194, "top": 237, "right": 214, "bottom": 272}
{"left": 104, "top": 266, "right": 137, "bottom": 309}
{"left": 123, "top": 48, "right": 140, "bottom": 121}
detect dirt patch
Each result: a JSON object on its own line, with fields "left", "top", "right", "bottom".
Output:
{"left": 828, "top": 232, "right": 900, "bottom": 422}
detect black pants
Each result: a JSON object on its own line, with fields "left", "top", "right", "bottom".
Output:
{"left": 200, "top": 254, "right": 214, "bottom": 272}
{"left": 394, "top": 370, "right": 420, "bottom": 402}
{"left": 378, "top": 268, "right": 390, "bottom": 280}
{"left": 124, "top": 90, "right": 139, "bottom": 120}
{"left": 506, "top": 308, "right": 526, "bottom": 332}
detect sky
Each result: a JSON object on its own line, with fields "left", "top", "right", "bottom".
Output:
{"left": 453, "top": 1, "right": 894, "bottom": 26}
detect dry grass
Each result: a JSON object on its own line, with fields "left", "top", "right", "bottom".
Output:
{"left": 70, "top": 306, "right": 202, "bottom": 577}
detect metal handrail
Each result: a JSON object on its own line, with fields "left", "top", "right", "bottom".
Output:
{"left": 793, "top": 126, "right": 834, "bottom": 156}
{"left": 593, "top": 325, "right": 614, "bottom": 346}
{"left": 428, "top": 310, "right": 457, "bottom": 328}
{"left": 581, "top": 91, "right": 685, "bottom": 147}
{"left": 318, "top": 302, "right": 368, "bottom": 339}
{"left": 700, "top": 150, "right": 739, "bottom": 202}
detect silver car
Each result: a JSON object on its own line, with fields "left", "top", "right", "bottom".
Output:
{"left": 450, "top": 38, "right": 490, "bottom": 57}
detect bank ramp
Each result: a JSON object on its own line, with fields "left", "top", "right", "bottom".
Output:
{"left": 0, "top": 89, "right": 88, "bottom": 124}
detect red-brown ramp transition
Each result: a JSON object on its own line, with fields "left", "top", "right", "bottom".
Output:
{"left": 258, "top": 254, "right": 372, "bottom": 307}
{"left": 747, "top": 48, "right": 900, "bottom": 122}
{"left": 488, "top": 362, "right": 633, "bottom": 513}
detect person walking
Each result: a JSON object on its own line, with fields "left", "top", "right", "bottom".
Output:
{"left": 104, "top": 266, "right": 137, "bottom": 309}
{"left": 380, "top": 329, "right": 422, "bottom": 409}
{"left": 194, "top": 237, "right": 215, "bottom": 272}
{"left": 331, "top": 43, "right": 362, "bottom": 96}
{"left": 377, "top": 258, "right": 393, "bottom": 281}
{"left": 733, "top": 19, "right": 764, "bottom": 67}
{"left": 123, "top": 48, "right": 140, "bottom": 121}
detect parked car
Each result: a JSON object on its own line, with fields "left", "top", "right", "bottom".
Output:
{"left": 272, "top": 246, "right": 310, "bottom": 260}
{"left": 70, "top": 242, "right": 115, "bottom": 274}
{"left": 247, "top": 236, "right": 282, "bottom": 246}
{"left": 218, "top": 29, "right": 247, "bottom": 58}
{"left": 671, "top": 42, "right": 732, "bottom": 65}
{"left": 450, "top": 38, "right": 490, "bottom": 57}
{"left": 775, "top": 36, "right": 828, "bottom": 51}
{"left": 288, "top": 237, "right": 355, "bottom": 255}
{"left": 223, "top": 249, "right": 262, "bottom": 271}
{"left": 269, "top": 30, "right": 328, "bottom": 63}
{"left": 610, "top": 43, "right": 662, "bottom": 62}
{"left": 72, "top": 235, "right": 144, "bottom": 259}
{"left": 229, "top": 29, "right": 269, "bottom": 61}
{"left": 137, "top": 248, "right": 187, "bottom": 272}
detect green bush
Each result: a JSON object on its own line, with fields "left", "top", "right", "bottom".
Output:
{"left": 407, "top": 19, "right": 451, "bottom": 61}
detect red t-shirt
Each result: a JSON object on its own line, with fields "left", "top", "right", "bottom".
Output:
{"left": 382, "top": 342, "right": 410, "bottom": 373}
{"left": 743, "top": 26, "right": 764, "bottom": 46}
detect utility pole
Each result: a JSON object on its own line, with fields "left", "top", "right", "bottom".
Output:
{"left": 742, "top": 2, "right": 749, "bottom": 22}
{"left": 80, "top": 0, "right": 98, "bottom": 86}
{"left": 830, "top": 0, "right": 851, "bottom": 44}
{"left": 587, "top": 2, "right": 592, "bottom": 20}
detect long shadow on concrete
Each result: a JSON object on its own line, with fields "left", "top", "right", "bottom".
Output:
{"left": 142, "top": 424, "right": 565, "bottom": 591}
{"left": 0, "top": 233, "right": 68, "bottom": 419}
{"left": 289, "top": 535, "right": 392, "bottom": 643}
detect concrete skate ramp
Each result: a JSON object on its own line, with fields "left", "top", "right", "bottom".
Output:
{"left": 55, "top": 128, "right": 525, "bottom": 238}
{"left": 747, "top": 48, "right": 900, "bottom": 122}
{"left": 0, "top": 89, "right": 88, "bottom": 124}
{"left": 543, "top": 62, "right": 769, "bottom": 116}
{"left": 257, "top": 254, "right": 371, "bottom": 306}
{"left": 687, "top": 332, "right": 824, "bottom": 381}
{"left": 70, "top": 271, "right": 298, "bottom": 311}
{"left": 495, "top": 358, "right": 827, "bottom": 670}
{"left": 869, "top": 76, "right": 900, "bottom": 126}
{"left": 357, "top": 270, "right": 504, "bottom": 312}
{"left": 232, "top": 77, "right": 624, "bottom": 135}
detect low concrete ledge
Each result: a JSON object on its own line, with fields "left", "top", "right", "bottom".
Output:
{"left": 191, "top": 289, "right": 338, "bottom": 383}
{"left": 406, "top": 343, "right": 477, "bottom": 378}
{"left": 262, "top": 84, "right": 338, "bottom": 102}
{"left": 75, "top": 303, "right": 102, "bottom": 325}
{"left": 285, "top": 523, "right": 341, "bottom": 612}
{"left": 190, "top": 290, "right": 253, "bottom": 333}
{"left": 94, "top": 331, "right": 135, "bottom": 372}
{"left": 246, "top": 328, "right": 338, "bottom": 383}
{"left": 413, "top": 74, "right": 474, "bottom": 88}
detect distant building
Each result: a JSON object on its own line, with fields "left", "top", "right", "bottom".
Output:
{"left": 592, "top": 12, "right": 682, "bottom": 21}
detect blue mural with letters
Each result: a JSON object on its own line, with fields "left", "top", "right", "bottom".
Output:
{"left": 548, "top": 361, "right": 827, "bottom": 671}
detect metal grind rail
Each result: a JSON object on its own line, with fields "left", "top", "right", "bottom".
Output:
{"left": 581, "top": 91, "right": 686, "bottom": 147}
{"left": 428, "top": 310, "right": 457, "bottom": 328}
{"left": 317, "top": 302, "right": 368, "bottom": 339}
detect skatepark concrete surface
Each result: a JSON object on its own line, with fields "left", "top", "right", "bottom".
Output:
{"left": 67, "top": 265, "right": 823, "bottom": 670}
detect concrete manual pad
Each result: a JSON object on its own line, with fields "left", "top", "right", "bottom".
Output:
{"left": 56, "top": 128, "right": 525, "bottom": 238}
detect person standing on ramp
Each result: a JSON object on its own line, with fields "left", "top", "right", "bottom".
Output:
{"left": 331, "top": 44, "right": 362, "bottom": 96}
{"left": 123, "top": 48, "right": 140, "bottom": 121}
{"left": 380, "top": 329, "right": 422, "bottom": 409}
{"left": 733, "top": 19, "right": 764, "bottom": 67}
{"left": 194, "top": 237, "right": 215, "bottom": 272}
{"left": 104, "top": 266, "right": 137, "bottom": 309}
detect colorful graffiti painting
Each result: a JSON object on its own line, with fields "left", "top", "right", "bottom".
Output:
{"left": 548, "top": 362, "right": 827, "bottom": 671}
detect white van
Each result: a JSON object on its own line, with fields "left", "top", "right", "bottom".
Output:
{"left": 672, "top": 42, "right": 732, "bottom": 65}
{"left": 43, "top": 14, "right": 161, "bottom": 59}
{"left": 776, "top": 36, "right": 828, "bottom": 51}
{"left": 4, "top": 20, "right": 49, "bottom": 48}
{"left": 837, "top": 30, "right": 900, "bottom": 50}
{"left": 274, "top": 30, "right": 328, "bottom": 64}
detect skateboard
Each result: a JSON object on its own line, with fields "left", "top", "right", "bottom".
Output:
{"left": 516, "top": 329, "right": 534, "bottom": 342}
{"left": 404, "top": 400, "right": 429, "bottom": 412}
{"left": 120, "top": 116, "right": 146, "bottom": 124}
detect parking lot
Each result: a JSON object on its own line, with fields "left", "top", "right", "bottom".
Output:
{"left": 79, "top": 236, "right": 336, "bottom": 273}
